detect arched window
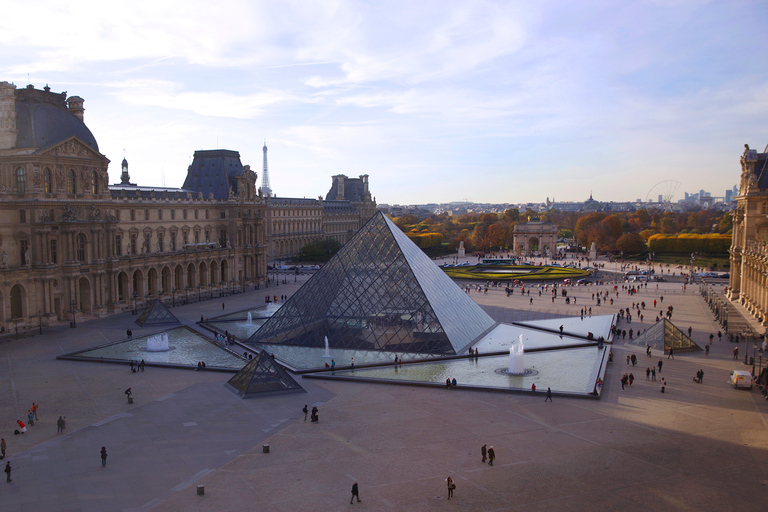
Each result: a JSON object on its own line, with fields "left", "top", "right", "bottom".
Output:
{"left": 91, "top": 171, "right": 99, "bottom": 195}
{"left": 44, "top": 168, "right": 52, "bottom": 193}
{"left": 16, "top": 167, "right": 26, "bottom": 195}
{"left": 68, "top": 169, "right": 77, "bottom": 194}
{"left": 76, "top": 233, "right": 86, "bottom": 262}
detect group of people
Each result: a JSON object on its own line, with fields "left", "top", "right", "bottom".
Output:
{"left": 445, "top": 378, "right": 458, "bottom": 388}
{"left": 129, "top": 360, "right": 145, "bottom": 372}
{"left": 195, "top": 361, "right": 207, "bottom": 370}
{"left": 480, "top": 444, "right": 496, "bottom": 466}
{"left": 303, "top": 404, "right": 320, "bottom": 423}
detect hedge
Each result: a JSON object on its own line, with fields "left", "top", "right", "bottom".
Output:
{"left": 407, "top": 232, "right": 443, "bottom": 249}
{"left": 647, "top": 234, "right": 731, "bottom": 254}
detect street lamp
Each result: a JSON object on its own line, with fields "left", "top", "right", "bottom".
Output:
{"left": 70, "top": 299, "right": 77, "bottom": 327}
{"left": 752, "top": 341, "right": 758, "bottom": 376}
{"left": 744, "top": 331, "right": 751, "bottom": 365}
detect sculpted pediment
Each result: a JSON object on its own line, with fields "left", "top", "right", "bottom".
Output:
{"left": 38, "top": 136, "right": 106, "bottom": 161}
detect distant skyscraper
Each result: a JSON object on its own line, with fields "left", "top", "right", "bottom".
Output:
{"left": 658, "top": 194, "right": 662, "bottom": 203}
{"left": 261, "top": 140, "right": 273, "bottom": 197}
{"left": 725, "top": 189, "right": 732, "bottom": 202}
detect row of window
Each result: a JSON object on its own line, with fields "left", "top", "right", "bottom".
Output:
{"left": 15, "top": 167, "right": 99, "bottom": 195}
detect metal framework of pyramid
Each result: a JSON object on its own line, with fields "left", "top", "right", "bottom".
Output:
{"left": 225, "top": 352, "right": 304, "bottom": 398}
{"left": 135, "top": 299, "right": 182, "bottom": 327}
{"left": 628, "top": 318, "right": 702, "bottom": 354}
{"left": 247, "top": 211, "right": 495, "bottom": 356}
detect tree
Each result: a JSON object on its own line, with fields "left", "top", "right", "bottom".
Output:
{"left": 615, "top": 233, "right": 646, "bottom": 254}
{"left": 297, "top": 238, "right": 342, "bottom": 262}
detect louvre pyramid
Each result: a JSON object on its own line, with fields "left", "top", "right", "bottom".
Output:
{"left": 135, "top": 299, "right": 181, "bottom": 327}
{"left": 225, "top": 352, "right": 304, "bottom": 398}
{"left": 247, "top": 212, "right": 495, "bottom": 356}
{"left": 628, "top": 318, "right": 702, "bottom": 354}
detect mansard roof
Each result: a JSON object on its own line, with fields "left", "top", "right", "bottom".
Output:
{"left": 182, "top": 149, "right": 245, "bottom": 200}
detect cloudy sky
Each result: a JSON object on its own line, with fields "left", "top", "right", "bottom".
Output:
{"left": 2, "top": 1, "right": 766, "bottom": 205}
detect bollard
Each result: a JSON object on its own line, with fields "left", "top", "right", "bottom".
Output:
{"left": 263, "top": 444, "right": 270, "bottom": 454}
{"left": 197, "top": 485, "right": 204, "bottom": 495}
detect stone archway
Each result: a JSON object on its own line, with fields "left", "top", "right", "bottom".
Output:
{"left": 117, "top": 272, "right": 129, "bottom": 302}
{"left": 78, "top": 277, "right": 92, "bottom": 314}
{"left": 529, "top": 237, "right": 539, "bottom": 254}
{"left": 10, "top": 284, "right": 25, "bottom": 319}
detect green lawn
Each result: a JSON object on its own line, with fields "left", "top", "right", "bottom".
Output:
{"left": 442, "top": 264, "right": 590, "bottom": 281}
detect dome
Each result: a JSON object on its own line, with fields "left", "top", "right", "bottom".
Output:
{"left": 13, "top": 87, "right": 98, "bottom": 152}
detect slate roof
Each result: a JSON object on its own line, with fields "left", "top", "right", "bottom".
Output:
{"left": 325, "top": 177, "right": 368, "bottom": 202}
{"left": 14, "top": 85, "right": 99, "bottom": 152}
{"left": 182, "top": 150, "right": 245, "bottom": 200}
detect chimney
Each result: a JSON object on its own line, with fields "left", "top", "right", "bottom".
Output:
{"left": 334, "top": 174, "right": 346, "bottom": 200}
{"left": 0, "top": 82, "right": 17, "bottom": 150}
{"left": 67, "top": 95, "right": 85, "bottom": 122}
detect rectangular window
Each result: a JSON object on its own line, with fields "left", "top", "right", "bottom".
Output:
{"left": 171, "top": 232, "right": 177, "bottom": 252}
{"left": 171, "top": 209, "right": 176, "bottom": 220}
{"left": 158, "top": 209, "right": 163, "bottom": 220}
{"left": 50, "top": 239, "right": 57, "bottom": 264}
{"left": 221, "top": 210, "right": 226, "bottom": 219}
{"left": 194, "top": 232, "right": 199, "bottom": 244}
{"left": 157, "top": 232, "right": 164, "bottom": 252}
{"left": 195, "top": 209, "right": 199, "bottom": 219}
{"left": 20, "top": 240, "right": 29, "bottom": 265}
{"left": 130, "top": 210, "right": 136, "bottom": 221}
{"left": 205, "top": 210, "right": 209, "bottom": 219}
{"left": 130, "top": 234, "right": 137, "bottom": 254}
{"left": 183, "top": 210, "right": 188, "bottom": 220}
{"left": 19, "top": 210, "right": 25, "bottom": 223}
{"left": 115, "top": 235, "right": 122, "bottom": 256}
{"left": 144, "top": 233, "right": 151, "bottom": 253}
{"left": 145, "top": 209, "right": 149, "bottom": 221}
{"left": 183, "top": 232, "right": 188, "bottom": 246}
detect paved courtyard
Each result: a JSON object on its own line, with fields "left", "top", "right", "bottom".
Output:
{"left": 1, "top": 265, "right": 767, "bottom": 511}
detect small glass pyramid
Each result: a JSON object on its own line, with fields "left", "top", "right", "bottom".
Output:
{"left": 225, "top": 352, "right": 304, "bottom": 397}
{"left": 246, "top": 212, "right": 495, "bottom": 359}
{"left": 135, "top": 299, "right": 182, "bottom": 327}
{"left": 628, "top": 318, "right": 701, "bottom": 354}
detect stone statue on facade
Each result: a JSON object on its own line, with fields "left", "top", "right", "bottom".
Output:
{"left": 1, "top": 251, "right": 7, "bottom": 268}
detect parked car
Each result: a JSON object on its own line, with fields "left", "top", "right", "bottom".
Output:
{"left": 731, "top": 371, "right": 753, "bottom": 389}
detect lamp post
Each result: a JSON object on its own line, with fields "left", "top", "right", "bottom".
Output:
{"left": 744, "top": 331, "right": 751, "bottom": 365}
{"left": 752, "top": 341, "right": 758, "bottom": 376}
{"left": 70, "top": 299, "right": 77, "bottom": 327}
{"left": 171, "top": 288, "right": 176, "bottom": 308}
{"left": 197, "top": 285, "right": 202, "bottom": 303}
{"left": 38, "top": 310, "right": 42, "bottom": 335}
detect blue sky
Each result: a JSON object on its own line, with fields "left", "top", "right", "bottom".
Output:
{"left": 2, "top": 0, "right": 766, "bottom": 205}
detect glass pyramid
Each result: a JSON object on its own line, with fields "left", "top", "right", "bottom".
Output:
{"left": 628, "top": 318, "right": 701, "bottom": 354}
{"left": 246, "top": 212, "right": 495, "bottom": 358}
{"left": 135, "top": 299, "right": 181, "bottom": 327}
{"left": 225, "top": 352, "right": 304, "bottom": 398}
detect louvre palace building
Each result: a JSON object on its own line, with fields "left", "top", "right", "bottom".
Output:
{"left": 727, "top": 144, "right": 768, "bottom": 327}
{"left": 0, "top": 82, "right": 375, "bottom": 333}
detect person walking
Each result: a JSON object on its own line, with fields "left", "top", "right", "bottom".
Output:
{"left": 481, "top": 444, "right": 487, "bottom": 463}
{"left": 350, "top": 482, "right": 361, "bottom": 504}
{"left": 100, "top": 446, "right": 108, "bottom": 467}
{"left": 4, "top": 461, "right": 11, "bottom": 482}
{"left": 646, "top": 367, "right": 651, "bottom": 380}
{"left": 487, "top": 446, "right": 495, "bottom": 466}
{"left": 303, "top": 405, "right": 308, "bottom": 422}
{"left": 446, "top": 477, "right": 455, "bottom": 499}
{"left": 651, "top": 367, "right": 656, "bottom": 381}
{"left": 57, "top": 416, "right": 65, "bottom": 434}
{"left": 32, "top": 403, "right": 38, "bottom": 421}
{"left": 668, "top": 347, "right": 674, "bottom": 359}
{"left": 27, "top": 410, "right": 34, "bottom": 427}
{"left": 658, "top": 359, "right": 663, "bottom": 373}
{"left": 660, "top": 377, "right": 666, "bottom": 393}
{"left": 733, "top": 346, "right": 739, "bottom": 360}
{"left": 1, "top": 438, "right": 6, "bottom": 459}
{"left": 16, "top": 420, "right": 26, "bottom": 434}
{"left": 545, "top": 387, "right": 552, "bottom": 402}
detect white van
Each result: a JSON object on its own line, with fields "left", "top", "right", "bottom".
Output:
{"left": 731, "top": 371, "right": 753, "bottom": 389}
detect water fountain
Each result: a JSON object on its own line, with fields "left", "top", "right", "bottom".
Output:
{"left": 507, "top": 334, "right": 525, "bottom": 375}
{"left": 322, "top": 336, "right": 331, "bottom": 358}
{"left": 146, "top": 334, "right": 170, "bottom": 352}
{"left": 247, "top": 312, "right": 253, "bottom": 324}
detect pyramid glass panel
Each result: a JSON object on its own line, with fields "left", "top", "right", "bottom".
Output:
{"left": 247, "top": 212, "right": 495, "bottom": 367}
{"left": 135, "top": 299, "right": 181, "bottom": 327}
{"left": 226, "top": 352, "right": 304, "bottom": 398}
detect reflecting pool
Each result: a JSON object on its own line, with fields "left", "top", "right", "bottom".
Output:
{"left": 69, "top": 326, "right": 247, "bottom": 370}
{"left": 325, "top": 346, "right": 606, "bottom": 394}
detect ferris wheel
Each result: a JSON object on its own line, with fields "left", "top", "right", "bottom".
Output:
{"left": 646, "top": 180, "right": 681, "bottom": 210}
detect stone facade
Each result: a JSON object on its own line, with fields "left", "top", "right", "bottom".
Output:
{"left": 266, "top": 174, "right": 376, "bottom": 261}
{"left": 0, "top": 83, "right": 268, "bottom": 332}
{"left": 727, "top": 145, "right": 768, "bottom": 327}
